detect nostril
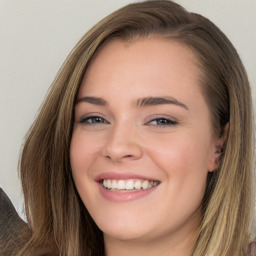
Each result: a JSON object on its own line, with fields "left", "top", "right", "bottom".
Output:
{"left": 102, "top": 137, "right": 143, "bottom": 161}
{"left": 105, "top": 154, "right": 135, "bottom": 160}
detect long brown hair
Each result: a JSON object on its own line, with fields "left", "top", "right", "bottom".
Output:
{"left": 18, "top": 1, "right": 255, "bottom": 255}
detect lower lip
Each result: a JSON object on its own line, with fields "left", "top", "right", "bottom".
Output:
{"left": 98, "top": 183, "right": 159, "bottom": 202}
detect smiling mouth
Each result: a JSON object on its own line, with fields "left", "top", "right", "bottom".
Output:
{"left": 102, "top": 179, "right": 160, "bottom": 191}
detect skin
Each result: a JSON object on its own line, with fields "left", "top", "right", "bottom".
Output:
{"left": 70, "top": 36, "right": 224, "bottom": 256}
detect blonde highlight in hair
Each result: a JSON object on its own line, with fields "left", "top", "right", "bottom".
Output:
{"left": 18, "top": 1, "right": 255, "bottom": 255}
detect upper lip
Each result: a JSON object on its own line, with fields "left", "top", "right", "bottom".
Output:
{"left": 95, "top": 172, "right": 160, "bottom": 182}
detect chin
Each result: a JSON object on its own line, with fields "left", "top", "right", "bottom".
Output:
{"left": 102, "top": 227, "right": 149, "bottom": 242}
{"left": 95, "top": 214, "right": 150, "bottom": 241}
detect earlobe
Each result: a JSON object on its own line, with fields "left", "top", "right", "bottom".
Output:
{"left": 208, "top": 123, "right": 229, "bottom": 172}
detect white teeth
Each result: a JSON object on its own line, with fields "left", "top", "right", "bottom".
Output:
{"left": 126, "top": 180, "right": 134, "bottom": 190}
{"left": 102, "top": 179, "right": 159, "bottom": 191}
{"left": 142, "top": 180, "right": 149, "bottom": 190}
{"left": 107, "top": 179, "right": 112, "bottom": 189}
{"left": 112, "top": 180, "right": 118, "bottom": 189}
{"left": 134, "top": 180, "right": 142, "bottom": 190}
{"left": 117, "top": 180, "right": 126, "bottom": 189}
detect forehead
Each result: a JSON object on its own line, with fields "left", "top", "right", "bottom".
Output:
{"left": 79, "top": 36, "right": 203, "bottom": 106}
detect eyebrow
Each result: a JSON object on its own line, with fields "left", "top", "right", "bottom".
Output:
{"left": 76, "top": 96, "right": 107, "bottom": 106}
{"left": 136, "top": 96, "right": 189, "bottom": 110}
{"left": 76, "top": 96, "right": 188, "bottom": 110}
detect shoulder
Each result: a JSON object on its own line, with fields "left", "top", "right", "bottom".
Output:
{"left": 0, "top": 188, "right": 31, "bottom": 255}
{"left": 0, "top": 187, "right": 30, "bottom": 234}
{"left": 248, "top": 241, "right": 256, "bottom": 256}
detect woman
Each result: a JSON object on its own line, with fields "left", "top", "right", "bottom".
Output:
{"left": 14, "top": 0, "right": 255, "bottom": 255}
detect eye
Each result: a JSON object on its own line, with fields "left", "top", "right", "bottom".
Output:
{"left": 79, "top": 115, "right": 109, "bottom": 125}
{"left": 146, "top": 117, "right": 177, "bottom": 127}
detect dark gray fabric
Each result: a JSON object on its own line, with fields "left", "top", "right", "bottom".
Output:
{"left": 0, "top": 188, "right": 31, "bottom": 256}
{"left": 248, "top": 241, "right": 256, "bottom": 256}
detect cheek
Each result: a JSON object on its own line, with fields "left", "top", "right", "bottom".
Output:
{"left": 70, "top": 131, "right": 102, "bottom": 173}
{"left": 70, "top": 131, "right": 101, "bottom": 202}
{"left": 136, "top": 133, "right": 210, "bottom": 233}
{"left": 145, "top": 132, "right": 211, "bottom": 175}
{"left": 144, "top": 132, "right": 211, "bottom": 202}
{"left": 70, "top": 132, "right": 102, "bottom": 209}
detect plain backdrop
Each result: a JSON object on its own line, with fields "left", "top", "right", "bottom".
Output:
{"left": 0, "top": 0, "right": 255, "bottom": 217}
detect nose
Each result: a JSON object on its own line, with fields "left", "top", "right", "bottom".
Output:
{"left": 102, "top": 123, "right": 143, "bottom": 162}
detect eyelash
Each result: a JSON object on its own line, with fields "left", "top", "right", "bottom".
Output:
{"left": 79, "top": 116, "right": 109, "bottom": 125}
{"left": 146, "top": 117, "right": 177, "bottom": 127}
{"left": 79, "top": 115, "right": 177, "bottom": 127}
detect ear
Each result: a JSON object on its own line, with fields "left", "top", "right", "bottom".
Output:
{"left": 208, "top": 123, "right": 229, "bottom": 172}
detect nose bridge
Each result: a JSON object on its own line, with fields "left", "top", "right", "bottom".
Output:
{"left": 102, "top": 118, "right": 143, "bottom": 161}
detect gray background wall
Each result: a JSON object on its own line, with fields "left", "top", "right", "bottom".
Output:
{"left": 0, "top": 0, "right": 255, "bottom": 217}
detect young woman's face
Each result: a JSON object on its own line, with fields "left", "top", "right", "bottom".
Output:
{"left": 70, "top": 37, "right": 219, "bottom": 244}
